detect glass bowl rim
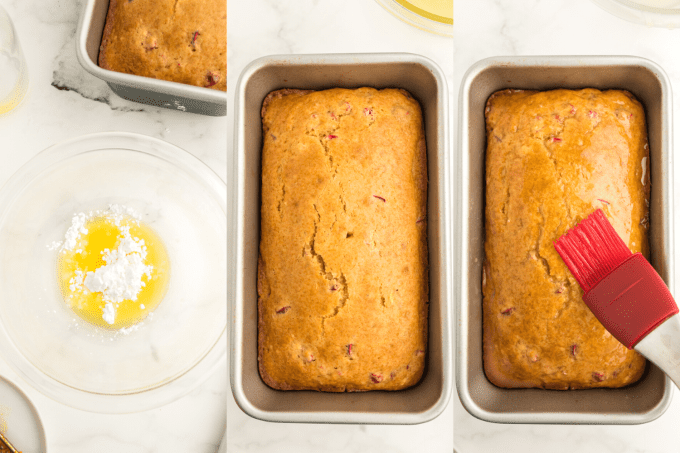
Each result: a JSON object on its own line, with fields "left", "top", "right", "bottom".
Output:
{"left": 592, "top": 0, "right": 680, "bottom": 27}
{"left": 373, "top": 0, "right": 453, "bottom": 37}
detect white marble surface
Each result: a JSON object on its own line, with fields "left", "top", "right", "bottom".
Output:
{"left": 0, "top": 0, "right": 227, "bottom": 451}
{"left": 226, "top": 0, "right": 453, "bottom": 451}
{"left": 454, "top": 1, "right": 680, "bottom": 452}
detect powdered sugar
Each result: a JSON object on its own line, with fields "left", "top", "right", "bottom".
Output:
{"left": 53, "top": 205, "right": 153, "bottom": 327}
{"left": 102, "top": 302, "right": 116, "bottom": 325}
{"left": 60, "top": 213, "right": 89, "bottom": 252}
{"left": 49, "top": 204, "right": 142, "bottom": 253}
{"left": 107, "top": 204, "right": 142, "bottom": 223}
{"left": 82, "top": 225, "right": 152, "bottom": 306}
{"left": 69, "top": 269, "right": 85, "bottom": 292}
{"left": 47, "top": 241, "right": 62, "bottom": 251}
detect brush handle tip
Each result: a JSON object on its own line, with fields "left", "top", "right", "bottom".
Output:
{"left": 635, "top": 314, "right": 680, "bottom": 391}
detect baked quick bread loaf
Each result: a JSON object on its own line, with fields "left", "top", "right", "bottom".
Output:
{"left": 484, "top": 88, "right": 649, "bottom": 389}
{"left": 258, "top": 88, "right": 428, "bottom": 391}
{"left": 99, "top": 0, "right": 226, "bottom": 91}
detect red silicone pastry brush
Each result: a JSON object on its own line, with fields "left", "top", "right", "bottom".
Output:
{"left": 554, "top": 209, "right": 680, "bottom": 388}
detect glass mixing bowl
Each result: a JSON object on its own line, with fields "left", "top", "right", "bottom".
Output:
{"left": 374, "top": 0, "right": 453, "bottom": 37}
{"left": 592, "top": 0, "right": 680, "bottom": 27}
{"left": 0, "top": 132, "right": 226, "bottom": 413}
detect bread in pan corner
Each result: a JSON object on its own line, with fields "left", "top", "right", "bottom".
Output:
{"left": 99, "top": 0, "right": 226, "bottom": 91}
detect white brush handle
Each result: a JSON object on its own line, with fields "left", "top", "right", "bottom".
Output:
{"left": 635, "top": 313, "right": 680, "bottom": 390}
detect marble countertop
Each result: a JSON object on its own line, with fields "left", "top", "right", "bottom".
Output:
{"left": 226, "top": 0, "right": 453, "bottom": 451}
{"left": 0, "top": 0, "right": 226, "bottom": 451}
{"left": 454, "top": 1, "right": 680, "bottom": 452}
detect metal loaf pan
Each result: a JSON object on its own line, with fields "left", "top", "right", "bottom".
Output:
{"left": 75, "top": 0, "right": 226, "bottom": 116}
{"left": 229, "top": 53, "right": 453, "bottom": 424}
{"left": 456, "top": 55, "right": 674, "bottom": 424}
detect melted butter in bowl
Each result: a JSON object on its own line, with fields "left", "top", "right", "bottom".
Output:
{"left": 55, "top": 206, "right": 170, "bottom": 330}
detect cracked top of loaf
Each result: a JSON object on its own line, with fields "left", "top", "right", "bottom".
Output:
{"left": 258, "top": 87, "right": 428, "bottom": 391}
{"left": 483, "top": 88, "right": 649, "bottom": 389}
{"left": 98, "top": 0, "right": 226, "bottom": 91}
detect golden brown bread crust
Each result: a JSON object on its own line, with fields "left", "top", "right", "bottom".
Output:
{"left": 258, "top": 87, "right": 428, "bottom": 391}
{"left": 484, "top": 88, "right": 648, "bottom": 389}
{"left": 99, "top": 0, "right": 226, "bottom": 91}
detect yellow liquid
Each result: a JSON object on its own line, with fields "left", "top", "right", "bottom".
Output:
{"left": 57, "top": 216, "right": 170, "bottom": 329}
{"left": 0, "top": 53, "right": 28, "bottom": 115}
{"left": 396, "top": 0, "right": 453, "bottom": 22}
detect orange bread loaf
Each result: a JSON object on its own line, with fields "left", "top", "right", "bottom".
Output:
{"left": 99, "top": 0, "right": 226, "bottom": 91}
{"left": 484, "top": 88, "right": 648, "bottom": 389}
{"left": 258, "top": 88, "right": 428, "bottom": 391}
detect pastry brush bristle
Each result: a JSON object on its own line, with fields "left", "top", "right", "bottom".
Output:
{"left": 554, "top": 209, "right": 632, "bottom": 293}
